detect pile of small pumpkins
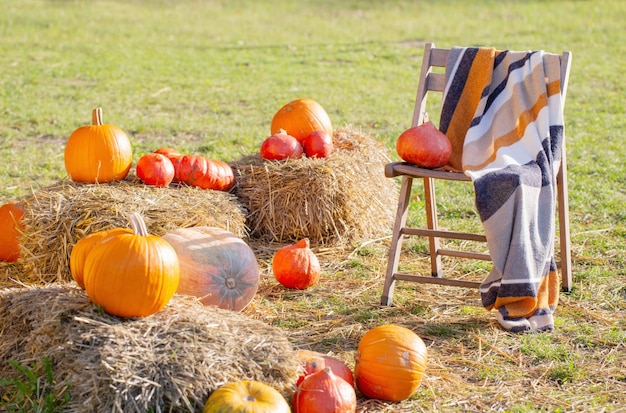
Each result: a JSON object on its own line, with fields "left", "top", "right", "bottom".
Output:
{"left": 0, "top": 98, "right": 429, "bottom": 411}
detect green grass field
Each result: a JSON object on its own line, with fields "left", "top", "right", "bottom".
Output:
{"left": 1, "top": 0, "right": 625, "bottom": 411}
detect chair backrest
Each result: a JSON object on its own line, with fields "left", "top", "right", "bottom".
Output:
{"left": 411, "top": 42, "right": 572, "bottom": 129}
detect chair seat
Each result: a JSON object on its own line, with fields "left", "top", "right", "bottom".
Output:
{"left": 385, "top": 162, "right": 471, "bottom": 181}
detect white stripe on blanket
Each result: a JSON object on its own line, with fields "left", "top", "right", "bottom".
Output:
{"left": 440, "top": 47, "right": 564, "bottom": 332}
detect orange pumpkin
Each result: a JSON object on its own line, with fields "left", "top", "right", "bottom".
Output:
{"left": 136, "top": 153, "right": 175, "bottom": 187}
{"left": 296, "top": 350, "right": 354, "bottom": 388}
{"left": 162, "top": 226, "right": 260, "bottom": 312}
{"left": 176, "top": 154, "right": 235, "bottom": 191}
{"left": 70, "top": 227, "right": 133, "bottom": 289}
{"left": 0, "top": 202, "right": 24, "bottom": 262}
{"left": 354, "top": 324, "right": 427, "bottom": 402}
{"left": 64, "top": 108, "right": 133, "bottom": 183}
{"left": 203, "top": 380, "right": 290, "bottom": 413}
{"left": 83, "top": 212, "right": 180, "bottom": 318}
{"left": 396, "top": 121, "right": 452, "bottom": 169}
{"left": 293, "top": 367, "right": 357, "bottom": 413}
{"left": 260, "top": 129, "right": 303, "bottom": 160}
{"left": 272, "top": 238, "right": 320, "bottom": 290}
{"left": 270, "top": 98, "right": 333, "bottom": 144}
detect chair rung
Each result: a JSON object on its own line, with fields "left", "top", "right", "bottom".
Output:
{"left": 438, "top": 249, "right": 491, "bottom": 261}
{"left": 401, "top": 227, "right": 487, "bottom": 242}
{"left": 393, "top": 273, "right": 481, "bottom": 288}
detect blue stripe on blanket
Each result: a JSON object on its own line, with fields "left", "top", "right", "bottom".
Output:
{"left": 440, "top": 48, "right": 479, "bottom": 135}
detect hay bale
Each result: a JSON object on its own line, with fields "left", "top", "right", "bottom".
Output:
{"left": 232, "top": 127, "right": 399, "bottom": 245}
{"left": 0, "top": 283, "right": 300, "bottom": 412}
{"left": 16, "top": 177, "right": 248, "bottom": 285}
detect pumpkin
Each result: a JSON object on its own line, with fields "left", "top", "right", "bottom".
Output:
{"left": 83, "top": 212, "right": 180, "bottom": 318}
{"left": 70, "top": 227, "right": 133, "bottom": 289}
{"left": 203, "top": 380, "right": 290, "bottom": 413}
{"left": 64, "top": 107, "right": 133, "bottom": 183}
{"left": 303, "top": 130, "right": 334, "bottom": 159}
{"left": 136, "top": 153, "right": 175, "bottom": 187}
{"left": 295, "top": 349, "right": 354, "bottom": 388}
{"left": 154, "top": 147, "right": 185, "bottom": 182}
{"left": 354, "top": 324, "right": 427, "bottom": 402}
{"left": 396, "top": 121, "right": 452, "bottom": 169}
{"left": 293, "top": 367, "right": 357, "bottom": 413}
{"left": 260, "top": 129, "right": 303, "bottom": 160}
{"left": 176, "top": 154, "right": 235, "bottom": 191}
{"left": 272, "top": 238, "right": 320, "bottom": 290}
{"left": 270, "top": 98, "right": 333, "bottom": 144}
{"left": 162, "top": 226, "right": 259, "bottom": 312}
{"left": 0, "top": 202, "right": 24, "bottom": 262}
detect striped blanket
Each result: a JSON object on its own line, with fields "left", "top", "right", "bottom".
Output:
{"left": 440, "top": 47, "right": 564, "bottom": 333}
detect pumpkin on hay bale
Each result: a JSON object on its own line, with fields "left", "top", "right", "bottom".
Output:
{"left": 12, "top": 177, "right": 247, "bottom": 286}
{"left": 232, "top": 127, "right": 399, "bottom": 245}
{"left": 0, "top": 283, "right": 300, "bottom": 411}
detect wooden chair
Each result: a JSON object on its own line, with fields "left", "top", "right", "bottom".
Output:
{"left": 381, "top": 42, "right": 572, "bottom": 306}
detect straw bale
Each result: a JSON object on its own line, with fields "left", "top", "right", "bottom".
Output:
{"left": 232, "top": 127, "right": 399, "bottom": 245}
{"left": 0, "top": 283, "right": 300, "bottom": 412}
{"left": 15, "top": 177, "right": 247, "bottom": 285}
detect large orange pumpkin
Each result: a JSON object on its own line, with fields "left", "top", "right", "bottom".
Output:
{"left": 272, "top": 238, "right": 320, "bottom": 290}
{"left": 354, "top": 324, "right": 427, "bottom": 402}
{"left": 293, "top": 367, "right": 357, "bottom": 413}
{"left": 270, "top": 98, "right": 333, "bottom": 144}
{"left": 64, "top": 107, "right": 133, "bottom": 183}
{"left": 0, "top": 202, "right": 24, "bottom": 262}
{"left": 83, "top": 212, "right": 180, "bottom": 318}
{"left": 70, "top": 227, "right": 133, "bottom": 289}
{"left": 203, "top": 380, "right": 290, "bottom": 413}
{"left": 162, "top": 226, "right": 260, "bottom": 312}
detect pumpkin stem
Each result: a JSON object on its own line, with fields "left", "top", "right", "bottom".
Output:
{"left": 128, "top": 212, "right": 149, "bottom": 236}
{"left": 91, "top": 108, "right": 104, "bottom": 126}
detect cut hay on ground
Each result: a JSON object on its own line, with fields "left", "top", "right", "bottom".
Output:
{"left": 14, "top": 177, "right": 247, "bottom": 285}
{"left": 232, "top": 126, "right": 399, "bottom": 245}
{"left": 0, "top": 283, "right": 300, "bottom": 412}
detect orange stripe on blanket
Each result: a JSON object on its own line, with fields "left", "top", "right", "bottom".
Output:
{"left": 445, "top": 48, "right": 495, "bottom": 171}
{"left": 547, "top": 79, "right": 561, "bottom": 97}
{"left": 463, "top": 92, "right": 549, "bottom": 172}
{"left": 488, "top": 270, "right": 560, "bottom": 318}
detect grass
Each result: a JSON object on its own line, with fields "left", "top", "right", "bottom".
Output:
{"left": 1, "top": 0, "right": 625, "bottom": 411}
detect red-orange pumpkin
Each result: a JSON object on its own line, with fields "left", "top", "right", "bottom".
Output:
{"left": 260, "top": 129, "right": 303, "bottom": 160}
{"left": 293, "top": 367, "right": 357, "bottom": 413}
{"left": 396, "top": 121, "right": 452, "bottom": 169}
{"left": 162, "top": 226, "right": 260, "bottom": 312}
{"left": 303, "top": 130, "right": 334, "bottom": 159}
{"left": 354, "top": 324, "right": 427, "bottom": 402}
{"left": 176, "top": 154, "right": 235, "bottom": 191}
{"left": 136, "top": 153, "right": 175, "bottom": 187}
{"left": 0, "top": 202, "right": 24, "bottom": 262}
{"left": 64, "top": 108, "right": 133, "bottom": 183}
{"left": 296, "top": 349, "right": 354, "bottom": 388}
{"left": 270, "top": 98, "right": 333, "bottom": 144}
{"left": 272, "top": 238, "right": 320, "bottom": 290}
{"left": 70, "top": 227, "right": 133, "bottom": 289}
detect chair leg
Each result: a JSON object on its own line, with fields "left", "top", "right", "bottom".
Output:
{"left": 381, "top": 176, "right": 414, "bottom": 306}
{"left": 557, "top": 150, "right": 573, "bottom": 292}
{"left": 423, "top": 177, "right": 443, "bottom": 278}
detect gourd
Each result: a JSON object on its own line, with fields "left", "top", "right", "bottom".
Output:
{"left": 270, "top": 98, "right": 333, "bottom": 144}
{"left": 82, "top": 212, "right": 180, "bottom": 318}
{"left": 70, "top": 227, "right": 133, "bottom": 289}
{"left": 303, "top": 130, "right": 334, "bottom": 159}
{"left": 295, "top": 349, "right": 354, "bottom": 388}
{"left": 396, "top": 121, "right": 452, "bottom": 169}
{"left": 136, "top": 153, "right": 175, "bottom": 187}
{"left": 162, "top": 226, "right": 260, "bottom": 312}
{"left": 293, "top": 367, "right": 357, "bottom": 413}
{"left": 272, "top": 238, "right": 320, "bottom": 290}
{"left": 176, "top": 154, "right": 235, "bottom": 191}
{"left": 203, "top": 380, "right": 290, "bottom": 413}
{"left": 0, "top": 202, "right": 24, "bottom": 262}
{"left": 64, "top": 108, "right": 133, "bottom": 183}
{"left": 260, "top": 129, "right": 303, "bottom": 160}
{"left": 354, "top": 324, "right": 427, "bottom": 402}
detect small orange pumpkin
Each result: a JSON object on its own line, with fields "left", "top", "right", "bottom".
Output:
{"left": 260, "top": 129, "right": 303, "bottom": 160}
{"left": 203, "top": 380, "right": 290, "bottom": 413}
{"left": 270, "top": 98, "right": 333, "bottom": 144}
{"left": 64, "top": 108, "right": 133, "bottom": 183}
{"left": 136, "top": 152, "right": 175, "bottom": 187}
{"left": 293, "top": 367, "right": 357, "bottom": 413}
{"left": 70, "top": 227, "right": 133, "bottom": 289}
{"left": 295, "top": 349, "right": 354, "bottom": 388}
{"left": 83, "top": 212, "right": 180, "bottom": 318}
{"left": 0, "top": 202, "right": 24, "bottom": 262}
{"left": 162, "top": 226, "right": 260, "bottom": 312}
{"left": 272, "top": 238, "right": 320, "bottom": 290}
{"left": 354, "top": 324, "right": 427, "bottom": 402}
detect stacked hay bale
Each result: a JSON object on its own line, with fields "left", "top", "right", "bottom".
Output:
{"left": 0, "top": 283, "right": 300, "bottom": 411}
{"left": 232, "top": 126, "right": 399, "bottom": 245}
{"left": 14, "top": 178, "right": 247, "bottom": 285}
